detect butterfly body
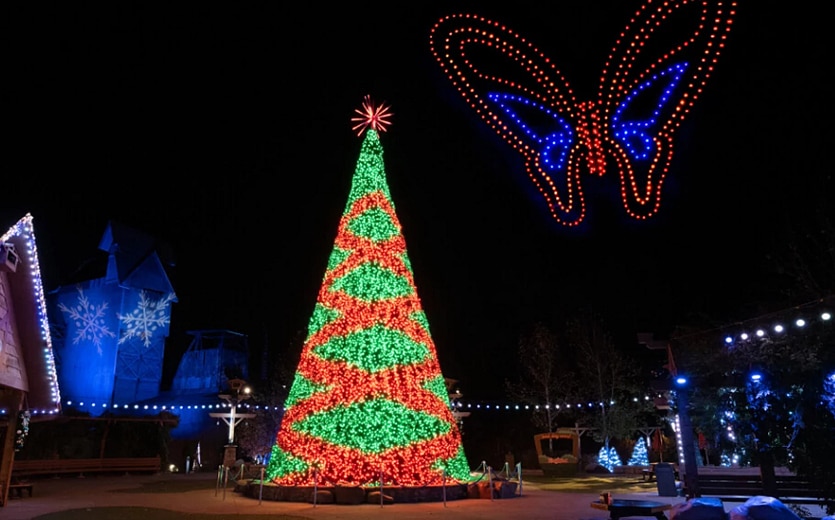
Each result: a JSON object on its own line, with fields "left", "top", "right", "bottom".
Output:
{"left": 429, "top": 1, "right": 736, "bottom": 227}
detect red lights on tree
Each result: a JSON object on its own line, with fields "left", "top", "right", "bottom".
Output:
{"left": 266, "top": 100, "right": 469, "bottom": 487}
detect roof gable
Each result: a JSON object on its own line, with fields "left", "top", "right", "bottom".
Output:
{"left": 99, "top": 220, "right": 177, "bottom": 295}
{"left": 0, "top": 214, "right": 62, "bottom": 414}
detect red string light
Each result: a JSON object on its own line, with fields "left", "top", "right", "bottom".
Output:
{"left": 429, "top": 1, "right": 737, "bottom": 226}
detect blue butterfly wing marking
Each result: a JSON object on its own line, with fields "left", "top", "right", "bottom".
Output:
{"left": 482, "top": 91, "right": 585, "bottom": 224}
{"left": 597, "top": 0, "right": 737, "bottom": 221}
{"left": 429, "top": 13, "right": 591, "bottom": 226}
{"left": 430, "top": 4, "right": 736, "bottom": 226}
{"left": 486, "top": 92, "right": 575, "bottom": 175}
{"left": 611, "top": 62, "right": 688, "bottom": 162}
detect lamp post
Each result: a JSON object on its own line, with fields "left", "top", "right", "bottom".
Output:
{"left": 209, "top": 378, "right": 256, "bottom": 469}
{"left": 639, "top": 333, "right": 699, "bottom": 497}
{"left": 673, "top": 376, "right": 700, "bottom": 498}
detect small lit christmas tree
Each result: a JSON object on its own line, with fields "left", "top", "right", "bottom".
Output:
{"left": 628, "top": 437, "right": 649, "bottom": 466}
{"left": 598, "top": 445, "right": 622, "bottom": 472}
{"left": 266, "top": 97, "right": 470, "bottom": 487}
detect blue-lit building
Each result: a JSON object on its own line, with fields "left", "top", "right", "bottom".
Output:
{"left": 42, "top": 221, "right": 264, "bottom": 469}
{"left": 135, "top": 329, "right": 251, "bottom": 440}
{"left": 47, "top": 221, "right": 178, "bottom": 414}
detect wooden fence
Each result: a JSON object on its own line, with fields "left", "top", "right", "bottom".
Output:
{"left": 12, "top": 456, "right": 161, "bottom": 477}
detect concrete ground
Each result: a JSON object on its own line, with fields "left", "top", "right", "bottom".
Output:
{"left": 6, "top": 471, "right": 828, "bottom": 520}
{"left": 2, "top": 471, "right": 693, "bottom": 520}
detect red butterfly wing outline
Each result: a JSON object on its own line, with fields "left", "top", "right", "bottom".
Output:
{"left": 429, "top": 13, "right": 588, "bottom": 226}
{"left": 429, "top": 1, "right": 737, "bottom": 227}
{"left": 598, "top": 0, "right": 737, "bottom": 221}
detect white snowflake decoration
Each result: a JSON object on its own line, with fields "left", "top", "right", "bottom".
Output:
{"left": 58, "top": 286, "right": 117, "bottom": 355}
{"left": 118, "top": 291, "right": 174, "bottom": 347}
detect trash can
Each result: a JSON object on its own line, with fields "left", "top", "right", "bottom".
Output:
{"left": 655, "top": 463, "right": 678, "bottom": 497}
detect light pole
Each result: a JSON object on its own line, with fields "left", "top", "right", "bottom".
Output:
{"left": 209, "top": 378, "right": 256, "bottom": 469}
{"left": 639, "top": 333, "right": 699, "bottom": 496}
{"left": 673, "top": 376, "right": 700, "bottom": 498}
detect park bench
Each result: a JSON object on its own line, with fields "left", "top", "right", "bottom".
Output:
{"left": 693, "top": 473, "right": 833, "bottom": 509}
{"left": 11, "top": 456, "right": 161, "bottom": 478}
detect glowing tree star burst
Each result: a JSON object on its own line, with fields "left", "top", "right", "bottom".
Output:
{"left": 267, "top": 99, "right": 470, "bottom": 487}
{"left": 351, "top": 95, "right": 393, "bottom": 136}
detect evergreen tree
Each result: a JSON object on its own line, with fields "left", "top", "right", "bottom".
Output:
{"left": 267, "top": 99, "right": 469, "bottom": 486}
{"left": 598, "top": 445, "right": 622, "bottom": 472}
{"left": 628, "top": 437, "right": 649, "bottom": 466}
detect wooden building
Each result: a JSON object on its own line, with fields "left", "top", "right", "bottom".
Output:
{"left": 0, "top": 214, "right": 62, "bottom": 506}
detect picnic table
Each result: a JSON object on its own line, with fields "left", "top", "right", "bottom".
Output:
{"left": 590, "top": 498, "right": 672, "bottom": 520}
{"left": 642, "top": 462, "right": 679, "bottom": 482}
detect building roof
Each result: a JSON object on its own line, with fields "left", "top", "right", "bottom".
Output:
{"left": 98, "top": 220, "right": 177, "bottom": 295}
{"left": 0, "top": 214, "right": 61, "bottom": 415}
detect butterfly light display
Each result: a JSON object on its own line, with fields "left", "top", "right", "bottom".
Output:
{"left": 429, "top": 1, "right": 737, "bottom": 227}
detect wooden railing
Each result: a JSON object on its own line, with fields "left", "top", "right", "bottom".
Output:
{"left": 695, "top": 473, "right": 833, "bottom": 509}
{"left": 11, "top": 457, "right": 161, "bottom": 477}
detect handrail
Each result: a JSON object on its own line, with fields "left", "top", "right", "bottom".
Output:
{"left": 12, "top": 457, "right": 161, "bottom": 477}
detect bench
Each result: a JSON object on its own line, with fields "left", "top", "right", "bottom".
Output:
{"left": 12, "top": 457, "right": 161, "bottom": 477}
{"left": 8, "top": 482, "right": 33, "bottom": 498}
{"left": 694, "top": 473, "right": 833, "bottom": 509}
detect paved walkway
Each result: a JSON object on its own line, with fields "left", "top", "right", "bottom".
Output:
{"left": 2, "top": 472, "right": 692, "bottom": 520}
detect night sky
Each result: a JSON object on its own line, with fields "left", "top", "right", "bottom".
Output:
{"left": 6, "top": 1, "right": 834, "bottom": 400}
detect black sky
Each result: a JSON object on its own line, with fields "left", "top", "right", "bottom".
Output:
{"left": 5, "top": 1, "right": 834, "bottom": 399}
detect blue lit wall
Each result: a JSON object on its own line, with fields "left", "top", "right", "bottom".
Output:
{"left": 170, "top": 407, "right": 215, "bottom": 439}
{"left": 48, "top": 281, "right": 174, "bottom": 415}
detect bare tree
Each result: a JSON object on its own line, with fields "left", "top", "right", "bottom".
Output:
{"left": 567, "top": 309, "right": 654, "bottom": 456}
{"left": 236, "top": 328, "right": 300, "bottom": 464}
{"left": 505, "top": 322, "right": 575, "bottom": 453}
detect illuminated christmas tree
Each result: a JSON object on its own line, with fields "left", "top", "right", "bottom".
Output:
{"left": 266, "top": 97, "right": 470, "bottom": 487}
{"left": 598, "top": 445, "right": 622, "bottom": 472}
{"left": 628, "top": 437, "right": 649, "bottom": 466}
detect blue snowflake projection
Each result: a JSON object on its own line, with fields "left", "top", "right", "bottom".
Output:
{"left": 117, "top": 291, "right": 174, "bottom": 347}
{"left": 58, "top": 286, "right": 116, "bottom": 354}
